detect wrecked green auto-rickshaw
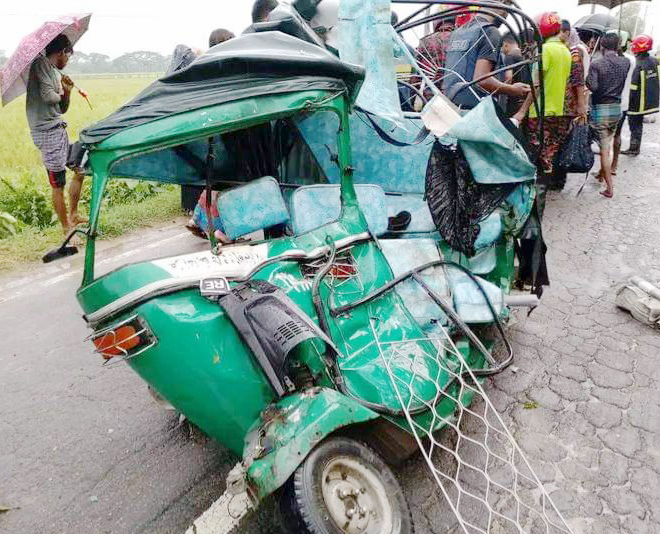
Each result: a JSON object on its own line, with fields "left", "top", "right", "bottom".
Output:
{"left": 56, "top": 2, "right": 574, "bottom": 532}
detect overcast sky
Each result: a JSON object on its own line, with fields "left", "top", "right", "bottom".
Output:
{"left": 0, "top": 1, "right": 656, "bottom": 59}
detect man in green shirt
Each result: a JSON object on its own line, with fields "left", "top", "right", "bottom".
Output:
{"left": 514, "top": 12, "right": 572, "bottom": 216}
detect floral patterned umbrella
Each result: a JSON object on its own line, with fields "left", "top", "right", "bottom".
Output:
{"left": 0, "top": 13, "right": 91, "bottom": 106}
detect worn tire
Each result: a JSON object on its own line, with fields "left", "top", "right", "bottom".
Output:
{"left": 281, "top": 437, "right": 414, "bottom": 534}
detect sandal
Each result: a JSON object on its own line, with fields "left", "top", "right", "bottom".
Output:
{"left": 600, "top": 190, "right": 613, "bottom": 198}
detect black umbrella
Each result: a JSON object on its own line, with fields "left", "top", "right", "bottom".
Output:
{"left": 577, "top": 0, "right": 650, "bottom": 9}
{"left": 574, "top": 12, "right": 620, "bottom": 33}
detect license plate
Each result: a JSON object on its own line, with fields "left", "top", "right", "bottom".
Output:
{"left": 200, "top": 277, "right": 230, "bottom": 297}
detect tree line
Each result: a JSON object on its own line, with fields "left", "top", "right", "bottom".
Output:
{"left": 0, "top": 49, "right": 171, "bottom": 74}
{"left": 66, "top": 51, "right": 171, "bottom": 74}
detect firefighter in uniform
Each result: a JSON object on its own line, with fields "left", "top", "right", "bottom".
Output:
{"left": 621, "top": 34, "right": 659, "bottom": 156}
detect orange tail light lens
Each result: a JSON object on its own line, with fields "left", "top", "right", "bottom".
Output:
{"left": 90, "top": 316, "right": 156, "bottom": 361}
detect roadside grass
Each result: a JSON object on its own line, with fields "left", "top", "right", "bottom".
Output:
{"left": 0, "top": 187, "right": 181, "bottom": 272}
{"left": 0, "top": 75, "right": 189, "bottom": 273}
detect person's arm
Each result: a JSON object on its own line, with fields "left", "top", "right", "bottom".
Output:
{"left": 473, "top": 28, "right": 530, "bottom": 98}
{"left": 570, "top": 54, "right": 588, "bottom": 118}
{"left": 586, "top": 62, "right": 599, "bottom": 95}
{"left": 59, "top": 75, "right": 73, "bottom": 114}
{"left": 34, "top": 59, "right": 62, "bottom": 105}
{"left": 577, "top": 84, "right": 588, "bottom": 118}
{"left": 474, "top": 58, "right": 530, "bottom": 97}
{"left": 512, "top": 92, "right": 534, "bottom": 123}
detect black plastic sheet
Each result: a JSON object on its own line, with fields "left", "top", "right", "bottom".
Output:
{"left": 81, "top": 32, "right": 364, "bottom": 146}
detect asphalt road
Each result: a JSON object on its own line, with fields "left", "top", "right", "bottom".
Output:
{"left": 1, "top": 119, "right": 659, "bottom": 534}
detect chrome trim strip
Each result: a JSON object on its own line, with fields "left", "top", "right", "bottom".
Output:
{"left": 85, "top": 233, "right": 371, "bottom": 327}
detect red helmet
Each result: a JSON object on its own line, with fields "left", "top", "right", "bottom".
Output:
{"left": 631, "top": 34, "right": 653, "bottom": 55}
{"left": 537, "top": 12, "right": 561, "bottom": 39}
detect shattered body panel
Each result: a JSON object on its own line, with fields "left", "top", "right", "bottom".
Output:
{"left": 244, "top": 388, "right": 379, "bottom": 499}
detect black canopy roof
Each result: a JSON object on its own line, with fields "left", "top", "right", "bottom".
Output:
{"left": 81, "top": 31, "right": 364, "bottom": 145}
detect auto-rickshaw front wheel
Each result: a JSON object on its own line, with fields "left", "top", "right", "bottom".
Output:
{"left": 281, "top": 437, "right": 414, "bottom": 534}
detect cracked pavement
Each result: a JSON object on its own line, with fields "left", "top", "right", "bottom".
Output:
{"left": 398, "top": 119, "right": 660, "bottom": 534}
{"left": 0, "top": 121, "right": 658, "bottom": 533}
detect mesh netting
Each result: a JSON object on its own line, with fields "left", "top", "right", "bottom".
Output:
{"left": 371, "top": 318, "right": 573, "bottom": 534}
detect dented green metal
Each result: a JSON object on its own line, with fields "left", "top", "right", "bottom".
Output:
{"left": 78, "top": 86, "right": 509, "bottom": 505}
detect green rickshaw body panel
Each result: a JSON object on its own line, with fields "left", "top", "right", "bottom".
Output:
{"left": 123, "top": 293, "right": 275, "bottom": 455}
{"left": 78, "top": 263, "right": 172, "bottom": 315}
{"left": 244, "top": 388, "right": 380, "bottom": 500}
{"left": 77, "top": 69, "right": 523, "bottom": 501}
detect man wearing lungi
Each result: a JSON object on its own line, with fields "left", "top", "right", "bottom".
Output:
{"left": 587, "top": 32, "right": 631, "bottom": 198}
{"left": 26, "top": 34, "right": 85, "bottom": 235}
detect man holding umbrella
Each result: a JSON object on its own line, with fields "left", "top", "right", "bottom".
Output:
{"left": 26, "top": 34, "right": 85, "bottom": 234}
{"left": 1, "top": 14, "right": 91, "bottom": 236}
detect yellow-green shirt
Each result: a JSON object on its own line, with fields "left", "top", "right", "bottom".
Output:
{"left": 530, "top": 36, "right": 572, "bottom": 118}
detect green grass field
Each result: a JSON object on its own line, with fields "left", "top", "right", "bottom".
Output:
{"left": 0, "top": 76, "right": 182, "bottom": 272}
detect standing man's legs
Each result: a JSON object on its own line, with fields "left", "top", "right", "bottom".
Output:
{"left": 68, "top": 169, "right": 85, "bottom": 225}
{"left": 598, "top": 128, "right": 615, "bottom": 197}
{"left": 47, "top": 169, "right": 70, "bottom": 234}
{"left": 622, "top": 115, "right": 643, "bottom": 155}
{"left": 33, "top": 126, "right": 84, "bottom": 234}
{"left": 612, "top": 113, "right": 626, "bottom": 174}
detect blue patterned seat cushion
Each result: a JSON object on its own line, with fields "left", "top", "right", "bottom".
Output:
{"left": 290, "top": 184, "right": 388, "bottom": 236}
{"left": 217, "top": 177, "right": 290, "bottom": 240}
{"left": 380, "top": 239, "right": 449, "bottom": 330}
{"left": 474, "top": 212, "right": 502, "bottom": 249}
{"left": 447, "top": 270, "right": 504, "bottom": 324}
{"left": 447, "top": 97, "right": 536, "bottom": 185}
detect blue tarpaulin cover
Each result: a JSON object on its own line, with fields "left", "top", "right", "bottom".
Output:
{"left": 338, "top": 0, "right": 403, "bottom": 124}
{"left": 448, "top": 97, "right": 536, "bottom": 185}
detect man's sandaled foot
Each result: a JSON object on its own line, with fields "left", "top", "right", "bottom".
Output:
{"left": 63, "top": 226, "right": 83, "bottom": 246}
{"left": 593, "top": 171, "right": 604, "bottom": 182}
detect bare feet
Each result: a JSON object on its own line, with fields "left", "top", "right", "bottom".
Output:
{"left": 214, "top": 230, "right": 232, "bottom": 245}
{"left": 69, "top": 213, "right": 88, "bottom": 226}
{"left": 62, "top": 225, "right": 83, "bottom": 246}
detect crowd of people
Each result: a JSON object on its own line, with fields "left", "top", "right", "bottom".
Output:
{"left": 23, "top": 0, "right": 659, "bottom": 241}
{"left": 411, "top": 3, "right": 659, "bottom": 207}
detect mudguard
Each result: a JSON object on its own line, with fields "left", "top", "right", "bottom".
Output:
{"left": 243, "top": 387, "right": 379, "bottom": 500}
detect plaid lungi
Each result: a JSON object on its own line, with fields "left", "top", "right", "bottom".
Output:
{"left": 591, "top": 103, "right": 622, "bottom": 123}
{"left": 590, "top": 103, "right": 621, "bottom": 149}
{"left": 31, "top": 122, "right": 69, "bottom": 173}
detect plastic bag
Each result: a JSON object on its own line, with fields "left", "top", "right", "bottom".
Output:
{"left": 557, "top": 122, "right": 594, "bottom": 173}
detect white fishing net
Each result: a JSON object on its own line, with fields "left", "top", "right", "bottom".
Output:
{"left": 372, "top": 318, "right": 573, "bottom": 534}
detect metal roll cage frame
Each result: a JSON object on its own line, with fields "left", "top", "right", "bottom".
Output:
{"left": 392, "top": 0, "right": 546, "bottom": 143}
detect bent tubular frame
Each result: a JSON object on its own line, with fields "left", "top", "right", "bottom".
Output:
{"left": 393, "top": 0, "right": 546, "bottom": 125}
